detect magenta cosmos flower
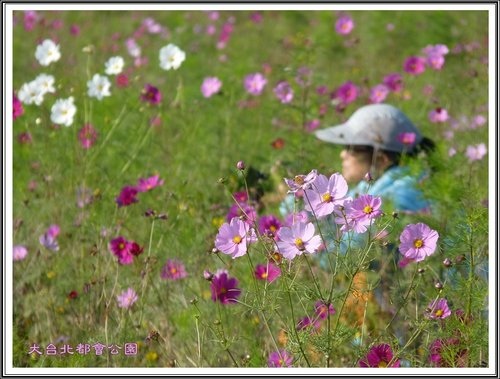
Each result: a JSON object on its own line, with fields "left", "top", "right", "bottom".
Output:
{"left": 369, "top": 84, "right": 390, "bottom": 104}
{"left": 383, "top": 72, "right": 403, "bottom": 92}
{"left": 425, "top": 298, "right": 451, "bottom": 320}
{"left": 273, "top": 81, "right": 294, "bottom": 104}
{"left": 337, "top": 194, "right": 383, "bottom": 233}
{"left": 268, "top": 350, "right": 293, "bottom": 367}
{"left": 109, "top": 236, "right": 138, "bottom": 265}
{"left": 13, "top": 93, "right": 24, "bottom": 120}
{"left": 276, "top": 221, "right": 322, "bottom": 260}
{"left": 116, "top": 288, "right": 138, "bottom": 309}
{"left": 258, "top": 215, "right": 282, "bottom": 239}
{"left": 116, "top": 185, "right": 139, "bottom": 207}
{"left": 161, "top": 259, "right": 187, "bottom": 280}
{"left": 284, "top": 169, "right": 318, "bottom": 193}
{"left": 254, "top": 262, "right": 281, "bottom": 283}
{"left": 403, "top": 56, "right": 426, "bottom": 75}
{"left": 226, "top": 202, "right": 257, "bottom": 225}
{"left": 210, "top": 269, "right": 241, "bottom": 304}
{"left": 296, "top": 316, "right": 321, "bottom": 331}
{"left": 335, "top": 15, "right": 354, "bottom": 35}
{"left": 359, "top": 343, "right": 400, "bottom": 367}
{"left": 304, "top": 173, "right": 349, "bottom": 218}
{"left": 215, "top": 217, "right": 257, "bottom": 259}
{"left": 429, "top": 338, "right": 467, "bottom": 367}
{"left": 136, "top": 174, "right": 164, "bottom": 192}
{"left": 244, "top": 72, "right": 267, "bottom": 96}
{"left": 428, "top": 107, "right": 449, "bottom": 123}
{"left": 140, "top": 84, "right": 162, "bottom": 105}
{"left": 465, "top": 143, "right": 487, "bottom": 162}
{"left": 314, "top": 300, "right": 336, "bottom": 320}
{"left": 201, "top": 76, "right": 222, "bottom": 98}
{"left": 399, "top": 223, "right": 439, "bottom": 262}
{"left": 78, "top": 123, "right": 98, "bottom": 149}
{"left": 13, "top": 245, "right": 28, "bottom": 261}
{"left": 331, "top": 81, "right": 358, "bottom": 106}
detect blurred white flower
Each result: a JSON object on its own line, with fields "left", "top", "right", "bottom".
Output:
{"left": 18, "top": 81, "right": 45, "bottom": 105}
{"left": 87, "top": 74, "right": 111, "bottom": 100}
{"left": 104, "top": 56, "right": 125, "bottom": 75}
{"left": 50, "top": 97, "right": 76, "bottom": 127}
{"left": 35, "top": 39, "right": 61, "bottom": 66}
{"left": 34, "top": 73, "right": 56, "bottom": 94}
{"left": 159, "top": 43, "right": 186, "bottom": 70}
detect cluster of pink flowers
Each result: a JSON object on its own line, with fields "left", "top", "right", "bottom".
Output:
{"left": 404, "top": 43, "right": 449, "bottom": 75}
{"left": 116, "top": 174, "right": 164, "bottom": 207}
{"left": 108, "top": 236, "right": 144, "bottom": 265}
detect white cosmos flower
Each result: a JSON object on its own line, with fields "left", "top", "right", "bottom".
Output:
{"left": 159, "top": 43, "right": 186, "bottom": 70}
{"left": 87, "top": 74, "right": 111, "bottom": 100}
{"left": 35, "top": 39, "right": 61, "bottom": 66}
{"left": 50, "top": 97, "right": 76, "bottom": 127}
{"left": 104, "top": 56, "right": 125, "bottom": 75}
{"left": 34, "top": 73, "right": 56, "bottom": 94}
{"left": 18, "top": 81, "right": 45, "bottom": 105}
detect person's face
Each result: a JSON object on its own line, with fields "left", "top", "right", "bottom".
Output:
{"left": 339, "top": 146, "right": 373, "bottom": 184}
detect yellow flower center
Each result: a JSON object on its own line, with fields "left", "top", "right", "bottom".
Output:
{"left": 233, "top": 235, "right": 242, "bottom": 244}
{"left": 363, "top": 205, "right": 373, "bottom": 214}
{"left": 270, "top": 225, "right": 277, "bottom": 232}
{"left": 378, "top": 361, "right": 388, "bottom": 368}
{"left": 295, "top": 238, "right": 305, "bottom": 250}
{"left": 413, "top": 239, "right": 424, "bottom": 248}
{"left": 435, "top": 309, "right": 444, "bottom": 317}
{"left": 170, "top": 267, "right": 177, "bottom": 274}
{"left": 261, "top": 272, "right": 268, "bottom": 279}
{"left": 322, "top": 193, "right": 332, "bottom": 203}
{"left": 118, "top": 243, "right": 125, "bottom": 250}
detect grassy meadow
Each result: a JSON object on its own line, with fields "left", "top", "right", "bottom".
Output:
{"left": 10, "top": 8, "right": 491, "bottom": 370}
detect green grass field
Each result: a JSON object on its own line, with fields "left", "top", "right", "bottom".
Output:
{"left": 10, "top": 8, "right": 491, "bottom": 370}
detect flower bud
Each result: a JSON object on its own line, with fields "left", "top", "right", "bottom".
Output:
{"left": 236, "top": 161, "right": 245, "bottom": 170}
{"left": 364, "top": 172, "right": 373, "bottom": 182}
{"left": 434, "top": 281, "right": 443, "bottom": 290}
{"left": 443, "top": 258, "right": 452, "bottom": 267}
{"left": 203, "top": 270, "right": 214, "bottom": 281}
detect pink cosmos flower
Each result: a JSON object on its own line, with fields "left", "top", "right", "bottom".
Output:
{"left": 273, "top": 81, "right": 294, "bottom": 104}
{"left": 217, "top": 22, "right": 234, "bottom": 49}
{"left": 17, "top": 132, "right": 32, "bottom": 145}
{"left": 268, "top": 350, "right": 293, "bottom": 367}
{"left": 428, "top": 107, "right": 449, "bottom": 123}
{"left": 201, "top": 77, "right": 222, "bottom": 98}
{"left": 359, "top": 343, "right": 400, "bottom": 367}
{"left": 116, "top": 73, "right": 129, "bottom": 88}
{"left": 161, "top": 259, "right": 187, "bottom": 280}
{"left": 109, "top": 236, "right": 134, "bottom": 265}
{"left": 336, "top": 194, "right": 383, "bottom": 233}
{"left": 226, "top": 202, "right": 257, "bottom": 225}
{"left": 403, "top": 56, "right": 426, "bottom": 75}
{"left": 116, "top": 288, "right": 138, "bottom": 309}
{"left": 116, "top": 186, "right": 139, "bottom": 207}
{"left": 23, "top": 11, "right": 38, "bottom": 31}
{"left": 254, "top": 262, "right": 281, "bottom": 283}
{"left": 244, "top": 73, "right": 267, "bottom": 96}
{"left": 304, "top": 173, "right": 348, "bottom": 218}
{"left": 13, "top": 93, "right": 24, "bottom": 120}
{"left": 369, "top": 84, "right": 390, "bottom": 104}
{"left": 305, "top": 119, "right": 321, "bottom": 132}
{"left": 284, "top": 169, "right": 318, "bottom": 193}
{"left": 399, "top": 223, "right": 439, "bottom": 262}
{"left": 141, "top": 84, "right": 162, "bottom": 105}
{"left": 383, "top": 73, "right": 403, "bottom": 93}
{"left": 422, "top": 44, "right": 449, "bottom": 57}
{"left": 78, "top": 124, "right": 98, "bottom": 149}
{"left": 425, "top": 298, "right": 452, "bottom": 320}
{"left": 136, "top": 175, "right": 164, "bottom": 192}
{"left": 465, "top": 143, "right": 487, "bottom": 162}
{"left": 215, "top": 217, "right": 257, "bottom": 259}
{"left": 13, "top": 245, "right": 28, "bottom": 261}
{"left": 210, "top": 269, "right": 241, "bottom": 304}
{"left": 233, "top": 191, "right": 248, "bottom": 203}
{"left": 426, "top": 53, "right": 446, "bottom": 70}
{"left": 335, "top": 15, "right": 354, "bottom": 35}
{"left": 258, "top": 215, "right": 282, "bottom": 239}
{"left": 314, "top": 301, "right": 336, "bottom": 320}
{"left": 276, "top": 221, "right": 322, "bottom": 260}
{"left": 70, "top": 24, "right": 80, "bottom": 36}
{"left": 331, "top": 81, "right": 358, "bottom": 107}
{"left": 284, "top": 210, "right": 309, "bottom": 227}
{"left": 471, "top": 115, "right": 487, "bottom": 128}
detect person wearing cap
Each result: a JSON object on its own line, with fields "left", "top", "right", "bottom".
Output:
{"left": 313, "top": 103, "right": 435, "bottom": 213}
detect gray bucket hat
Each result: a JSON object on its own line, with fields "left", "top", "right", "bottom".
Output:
{"left": 314, "top": 103, "right": 423, "bottom": 153}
